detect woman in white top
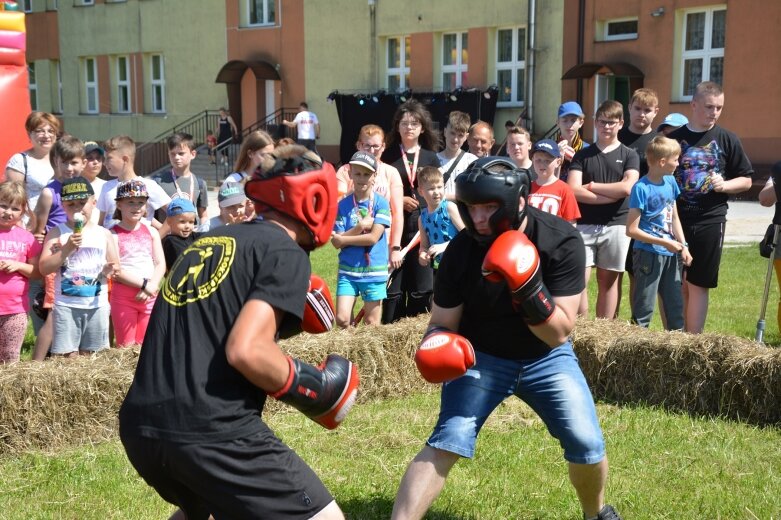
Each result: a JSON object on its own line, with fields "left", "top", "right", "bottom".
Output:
{"left": 5, "top": 111, "right": 59, "bottom": 228}
{"left": 335, "top": 124, "right": 405, "bottom": 269}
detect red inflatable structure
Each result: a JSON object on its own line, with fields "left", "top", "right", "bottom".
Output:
{"left": 0, "top": 2, "right": 31, "bottom": 181}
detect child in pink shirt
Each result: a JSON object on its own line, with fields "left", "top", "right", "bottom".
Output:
{"left": 0, "top": 181, "right": 42, "bottom": 362}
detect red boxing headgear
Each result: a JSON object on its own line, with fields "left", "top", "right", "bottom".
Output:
{"left": 244, "top": 146, "right": 337, "bottom": 250}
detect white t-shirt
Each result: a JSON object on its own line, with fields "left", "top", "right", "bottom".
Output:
{"left": 6, "top": 152, "right": 54, "bottom": 217}
{"left": 196, "top": 215, "right": 225, "bottom": 233}
{"left": 97, "top": 177, "right": 171, "bottom": 228}
{"left": 89, "top": 177, "right": 107, "bottom": 225}
{"left": 293, "top": 111, "right": 319, "bottom": 140}
{"left": 437, "top": 150, "right": 478, "bottom": 196}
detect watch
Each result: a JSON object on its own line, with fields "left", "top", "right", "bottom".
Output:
{"left": 391, "top": 246, "right": 402, "bottom": 252}
{"left": 141, "top": 278, "right": 149, "bottom": 291}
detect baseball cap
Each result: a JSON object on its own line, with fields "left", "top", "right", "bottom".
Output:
{"left": 530, "top": 139, "right": 562, "bottom": 159}
{"left": 657, "top": 113, "right": 689, "bottom": 132}
{"left": 166, "top": 197, "right": 197, "bottom": 217}
{"left": 84, "top": 141, "right": 105, "bottom": 156}
{"left": 218, "top": 181, "right": 247, "bottom": 208}
{"left": 115, "top": 179, "right": 149, "bottom": 200}
{"left": 61, "top": 177, "right": 95, "bottom": 201}
{"left": 558, "top": 101, "right": 585, "bottom": 118}
{"left": 349, "top": 151, "right": 377, "bottom": 173}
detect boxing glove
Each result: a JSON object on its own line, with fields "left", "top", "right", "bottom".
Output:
{"left": 414, "top": 327, "right": 475, "bottom": 384}
{"left": 271, "top": 354, "right": 359, "bottom": 429}
{"left": 302, "top": 274, "right": 335, "bottom": 334}
{"left": 482, "top": 230, "right": 556, "bottom": 325}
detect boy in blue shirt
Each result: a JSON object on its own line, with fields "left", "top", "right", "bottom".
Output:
{"left": 626, "top": 136, "right": 692, "bottom": 329}
{"left": 331, "top": 151, "right": 391, "bottom": 327}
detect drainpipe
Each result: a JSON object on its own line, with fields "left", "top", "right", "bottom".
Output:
{"left": 527, "top": 0, "right": 536, "bottom": 133}
{"left": 369, "top": 0, "right": 377, "bottom": 88}
{"left": 577, "top": 0, "right": 585, "bottom": 104}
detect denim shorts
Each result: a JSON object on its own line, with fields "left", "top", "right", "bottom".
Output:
{"left": 427, "top": 343, "right": 605, "bottom": 464}
{"left": 336, "top": 276, "right": 387, "bottom": 302}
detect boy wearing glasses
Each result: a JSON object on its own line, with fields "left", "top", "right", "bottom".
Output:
{"left": 567, "top": 100, "right": 640, "bottom": 319}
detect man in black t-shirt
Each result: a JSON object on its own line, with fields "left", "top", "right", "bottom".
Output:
{"left": 392, "top": 158, "right": 621, "bottom": 520}
{"left": 568, "top": 100, "right": 640, "bottom": 320}
{"left": 119, "top": 147, "right": 357, "bottom": 520}
{"left": 668, "top": 81, "right": 753, "bottom": 333}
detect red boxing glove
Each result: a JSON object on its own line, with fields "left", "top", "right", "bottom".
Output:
{"left": 482, "top": 230, "right": 556, "bottom": 325}
{"left": 271, "top": 354, "right": 359, "bottom": 429}
{"left": 302, "top": 274, "right": 335, "bottom": 334}
{"left": 414, "top": 327, "right": 475, "bottom": 383}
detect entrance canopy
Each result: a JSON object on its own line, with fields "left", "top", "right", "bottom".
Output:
{"left": 562, "top": 62, "right": 644, "bottom": 80}
{"left": 215, "top": 60, "right": 280, "bottom": 83}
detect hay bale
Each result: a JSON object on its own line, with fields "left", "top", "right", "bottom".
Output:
{"left": 2, "top": 315, "right": 780, "bottom": 455}
{"left": 0, "top": 316, "right": 432, "bottom": 455}
{"left": 573, "top": 318, "right": 781, "bottom": 425}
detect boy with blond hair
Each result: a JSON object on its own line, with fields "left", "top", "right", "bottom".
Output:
{"left": 97, "top": 135, "right": 170, "bottom": 230}
{"left": 505, "top": 126, "right": 534, "bottom": 171}
{"left": 416, "top": 166, "right": 464, "bottom": 270}
{"left": 568, "top": 100, "right": 640, "bottom": 319}
{"left": 626, "top": 136, "right": 692, "bottom": 329}
{"left": 437, "top": 111, "right": 477, "bottom": 197}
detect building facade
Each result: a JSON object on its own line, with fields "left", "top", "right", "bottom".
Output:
{"left": 25, "top": 0, "right": 567, "bottom": 164}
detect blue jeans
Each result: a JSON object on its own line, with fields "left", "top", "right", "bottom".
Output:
{"left": 631, "top": 249, "right": 684, "bottom": 330}
{"left": 427, "top": 344, "right": 605, "bottom": 464}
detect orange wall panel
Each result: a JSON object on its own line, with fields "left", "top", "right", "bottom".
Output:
{"left": 409, "top": 32, "right": 432, "bottom": 89}
{"left": 25, "top": 11, "right": 59, "bottom": 61}
{"left": 467, "top": 27, "right": 487, "bottom": 87}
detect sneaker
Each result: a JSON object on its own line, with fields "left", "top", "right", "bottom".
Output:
{"left": 595, "top": 504, "right": 622, "bottom": 520}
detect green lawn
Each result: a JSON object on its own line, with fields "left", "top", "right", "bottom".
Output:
{"left": 2, "top": 394, "right": 779, "bottom": 519}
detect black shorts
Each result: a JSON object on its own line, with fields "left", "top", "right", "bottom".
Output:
{"left": 681, "top": 221, "right": 725, "bottom": 289}
{"left": 121, "top": 427, "right": 333, "bottom": 520}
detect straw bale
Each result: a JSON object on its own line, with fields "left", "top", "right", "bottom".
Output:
{"left": 2, "top": 315, "right": 780, "bottom": 456}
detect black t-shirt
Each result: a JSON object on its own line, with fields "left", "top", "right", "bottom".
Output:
{"left": 382, "top": 147, "right": 440, "bottom": 245}
{"left": 570, "top": 143, "right": 640, "bottom": 226}
{"left": 434, "top": 207, "right": 585, "bottom": 360}
{"left": 162, "top": 233, "right": 200, "bottom": 272}
{"left": 119, "top": 220, "right": 310, "bottom": 442}
{"left": 618, "top": 127, "right": 656, "bottom": 177}
{"left": 668, "top": 125, "right": 754, "bottom": 225}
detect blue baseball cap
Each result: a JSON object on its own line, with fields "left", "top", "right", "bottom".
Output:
{"left": 531, "top": 139, "right": 562, "bottom": 159}
{"left": 166, "top": 197, "right": 197, "bottom": 217}
{"left": 657, "top": 113, "right": 688, "bottom": 132}
{"left": 558, "top": 101, "right": 585, "bottom": 118}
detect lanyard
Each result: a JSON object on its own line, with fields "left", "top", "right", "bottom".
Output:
{"left": 171, "top": 169, "right": 195, "bottom": 202}
{"left": 353, "top": 193, "right": 374, "bottom": 265}
{"left": 399, "top": 145, "right": 420, "bottom": 188}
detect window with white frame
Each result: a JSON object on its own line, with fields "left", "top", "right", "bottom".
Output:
{"left": 386, "top": 35, "right": 410, "bottom": 93}
{"left": 23, "top": 0, "right": 32, "bottom": 13}
{"left": 83, "top": 57, "right": 98, "bottom": 114}
{"left": 496, "top": 27, "right": 526, "bottom": 106}
{"left": 116, "top": 55, "right": 131, "bottom": 113}
{"left": 442, "top": 32, "right": 468, "bottom": 90}
{"left": 248, "top": 0, "right": 275, "bottom": 26}
{"left": 602, "top": 18, "right": 638, "bottom": 41}
{"left": 28, "top": 63, "right": 38, "bottom": 111}
{"left": 150, "top": 54, "right": 165, "bottom": 113}
{"left": 78, "top": 0, "right": 95, "bottom": 5}
{"left": 52, "top": 60, "right": 63, "bottom": 114}
{"left": 679, "top": 6, "right": 725, "bottom": 99}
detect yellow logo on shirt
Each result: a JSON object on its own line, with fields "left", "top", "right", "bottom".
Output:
{"left": 162, "top": 236, "right": 235, "bottom": 306}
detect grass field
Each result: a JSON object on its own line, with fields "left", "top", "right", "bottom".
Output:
{"left": 5, "top": 244, "right": 780, "bottom": 518}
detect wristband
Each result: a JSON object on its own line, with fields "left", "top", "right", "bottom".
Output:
{"left": 141, "top": 278, "right": 149, "bottom": 291}
{"left": 391, "top": 246, "right": 402, "bottom": 251}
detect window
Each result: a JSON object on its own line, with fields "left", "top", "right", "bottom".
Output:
{"left": 679, "top": 7, "right": 725, "bottom": 98}
{"left": 249, "top": 0, "right": 275, "bottom": 26}
{"left": 496, "top": 27, "right": 526, "bottom": 107}
{"left": 602, "top": 18, "right": 638, "bottom": 41}
{"left": 23, "top": 0, "right": 32, "bottom": 13}
{"left": 28, "top": 63, "right": 37, "bottom": 111}
{"left": 52, "top": 60, "right": 63, "bottom": 114}
{"left": 386, "top": 35, "right": 410, "bottom": 93}
{"left": 116, "top": 56, "right": 131, "bottom": 113}
{"left": 83, "top": 57, "right": 98, "bottom": 114}
{"left": 150, "top": 54, "right": 165, "bottom": 113}
{"left": 442, "top": 32, "right": 468, "bottom": 90}
{"left": 78, "top": 0, "right": 95, "bottom": 5}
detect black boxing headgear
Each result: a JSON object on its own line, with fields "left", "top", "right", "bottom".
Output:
{"left": 244, "top": 145, "right": 337, "bottom": 250}
{"left": 455, "top": 156, "right": 531, "bottom": 244}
